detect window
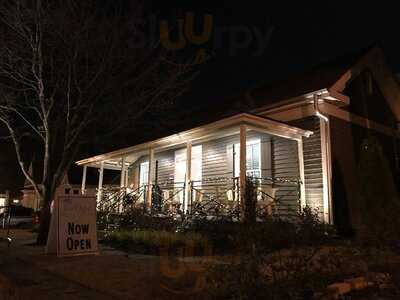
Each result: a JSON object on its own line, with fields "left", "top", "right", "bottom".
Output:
{"left": 174, "top": 145, "right": 202, "bottom": 205}
{"left": 232, "top": 140, "right": 261, "bottom": 178}
{"left": 174, "top": 145, "right": 202, "bottom": 184}
{"left": 139, "top": 161, "right": 149, "bottom": 186}
{"left": 191, "top": 145, "right": 203, "bottom": 183}
{"left": 174, "top": 149, "right": 187, "bottom": 184}
{"left": 0, "top": 198, "right": 5, "bottom": 215}
{"left": 246, "top": 141, "right": 261, "bottom": 178}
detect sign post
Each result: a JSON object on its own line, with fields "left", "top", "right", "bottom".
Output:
{"left": 46, "top": 196, "right": 98, "bottom": 256}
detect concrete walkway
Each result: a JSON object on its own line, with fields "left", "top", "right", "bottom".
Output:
{"left": 0, "top": 230, "right": 206, "bottom": 300}
{"left": 0, "top": 254, "right": 114, "bottom": 300}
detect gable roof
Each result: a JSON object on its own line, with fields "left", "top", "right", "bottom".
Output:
{"left": 244, "top": 45, "right": 400, "bottom": 121}
{"left": 74, "top": 46, "right": 400, "bottom": 167}
{"left": 248, "top": 49, "right": 363, "bottom": 107}
{"left": 334, "top": 46, "right": 400, "bottom": 121}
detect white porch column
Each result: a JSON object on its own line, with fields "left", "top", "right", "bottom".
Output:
{"left": 97, "top": 161, "right": 104, "bottom": 202}
{"left": 81, "top": 165, "right": 87, "bottom": 195}
{"left": 125, "top": 169, "right": 129, "bottom": 187}
{"left": 320, "top": 119, "right": 333, "bottom": 224}
{"left": 239, "top": 125, "right": 247, "bottom": 217}
{"left": 146, "top": 148, "right": 155, "bottom": 210}
{"left": 185, "top": 142, "right": 192, "bottom": 214}
{"left": 297, "top": 139, "right": 306, "bottom": 209}
{"left": 119, "top": 157, "right": 127, "bottom": 213}
{"left": 120, "top": 157, "right": 126, "bottom": 189}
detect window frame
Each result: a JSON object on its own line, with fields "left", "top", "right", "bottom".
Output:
{"left": 233, "top": 139, "right": 261, "bottom": 178}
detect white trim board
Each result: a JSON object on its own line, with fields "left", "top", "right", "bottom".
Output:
{"left": 319, "top": 103, "right": 399, "bottom": 137}
{"left": 261, "top": 102, "right": 399, "bottom": 138}
{"left": 297, "top": 139, "right": 306, "bottom": 209}
{"left": 319, "top": 118, "right": 333, "bottom": 224}
{"left": 76, "top": 113, "right": 313, "bottom": 167}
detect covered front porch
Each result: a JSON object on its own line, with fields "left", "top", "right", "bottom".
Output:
{"left": 76, "top": 113, "right": 313, "bottom": 221}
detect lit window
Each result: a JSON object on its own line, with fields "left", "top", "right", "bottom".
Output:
{"left": 139, "top": 161, "right": 149, "bottom": 186}
{"left": 232, "top": 140, "right": 261, "bottom": 178}
{"left": 0, "top": 198, "right": 5, "bottom": 212}
{"left": 246, "top": 142, "right": 261, "bottom": 178}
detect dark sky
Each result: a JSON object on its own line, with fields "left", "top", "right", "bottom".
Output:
{"left": 1, "top": 1, "right": 400, "bottom": 192}
{"left": 163, "top": 1, "right": 400, "bottom": 91}
{"left": 148, "top": 1, "right": 400, "bottom": 115}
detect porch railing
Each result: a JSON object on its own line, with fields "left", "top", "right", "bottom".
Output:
{"left": 151, "top": 181, "right": 186, "bottom": 216}
{"left": 189, "top": 177, "right": 241, "bottom": 220}
{"left": 252, "top": 176, "right": 302, "bottom": 220}
{"left": 189, "top": 176, "right": 301, "bottom": 220}
{"left": 96, "top": 175, "right": 302, "bottom": 226}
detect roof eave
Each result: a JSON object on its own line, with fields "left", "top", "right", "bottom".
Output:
{"left": 76, "top": 113, "right": 312, "bottom": 166}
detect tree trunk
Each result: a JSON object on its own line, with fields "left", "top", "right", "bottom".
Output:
{"left": 36, "top": 190, "right": 53, "bottom": 245}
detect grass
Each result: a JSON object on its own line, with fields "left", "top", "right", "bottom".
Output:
{"left": 103, "top": 229, "right": 210, "bottom": 256}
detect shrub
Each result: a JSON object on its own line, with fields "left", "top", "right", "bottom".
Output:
{"left": 199, "top": 207, "right": 340, "bottom": 299}
{"left": 183, "top": 206, "right": 336, "bottom": 255}
{"left": 151, "top": 184, "right": 163, "bottom": 213}
{"left": 201, "top": 245, "right": 368, "bottom": 300}
{"left": 201, "top": 258, "right": 271, "bottom": 300}
{"left": 104, "top": 229, "right": 209, "bottom": 256}
{"left": 201, "top": 249, "right": 333, "bottom": 300}
{"left": 296, "top": 206, "right": 335, "bottom": 245}
{"left": 184, "top": 219, "right": 241, "bottom": 254}
{"left": 118, "top": 207, "right": 180, "bottom": 231}
{"left": 232, "top": 206, "right": 335, "bottom": 254}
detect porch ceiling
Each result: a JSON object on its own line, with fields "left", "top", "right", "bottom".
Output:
{"left": 76, "top": 113, "right": 313, "bottom": 169}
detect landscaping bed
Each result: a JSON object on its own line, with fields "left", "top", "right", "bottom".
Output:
{"left": 99, "top": 207, "right": 337, "bottom": 257}
{"left": 98, "top": 205, "right": 400, "bottom": 299}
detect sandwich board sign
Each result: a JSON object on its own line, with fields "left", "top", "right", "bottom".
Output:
{"left": 46, "top": 195, "right": 98, "bottom": 256}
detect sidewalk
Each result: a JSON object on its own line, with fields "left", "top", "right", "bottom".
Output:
{"left": 0, "top": 253, "right": 113, "bottom": 300}
{"left": 0, "top": 230, "right": 206, "bottom": 300}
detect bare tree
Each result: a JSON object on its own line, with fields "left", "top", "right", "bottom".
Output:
{"left": 0, "top": 0, "right": 193, "bottom": 244}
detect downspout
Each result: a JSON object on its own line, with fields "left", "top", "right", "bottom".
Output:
{"left": 314, "top": 94, "right": 329, "bottom": 122}
{"left": 313, "top": 94, "right": 333, "bottom": 224}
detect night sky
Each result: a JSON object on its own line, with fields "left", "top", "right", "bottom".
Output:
{"left": 1, "top": 1, "right": 400, "bottom": 193}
